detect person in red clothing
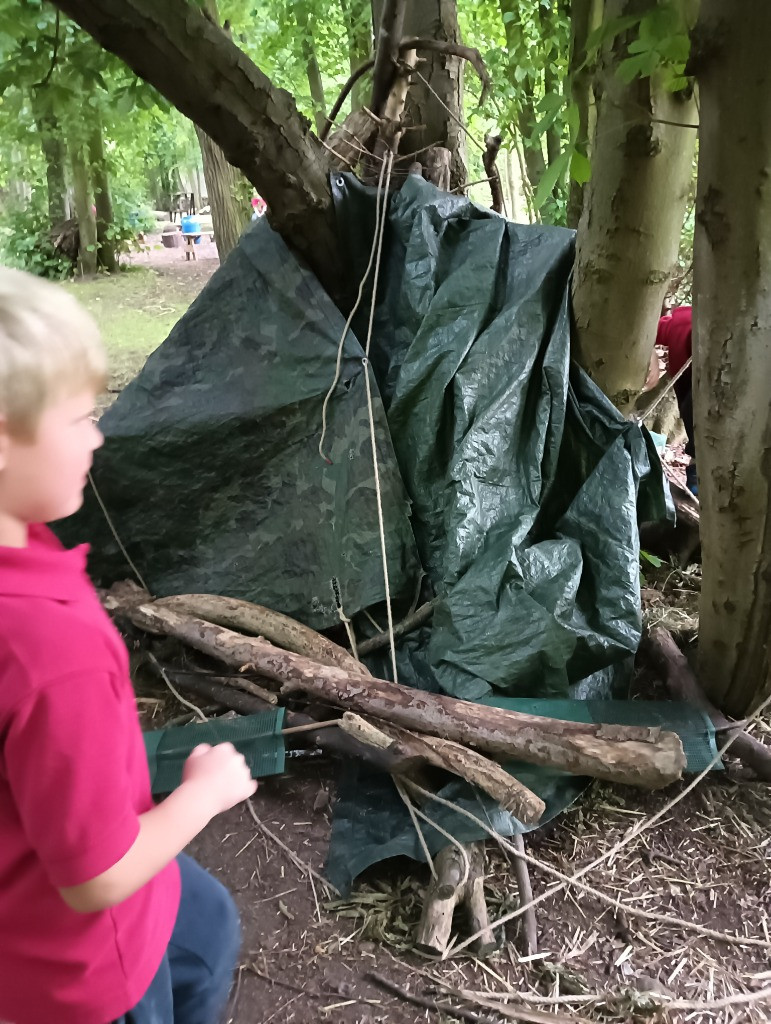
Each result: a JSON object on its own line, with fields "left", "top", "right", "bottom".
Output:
{"left": 0, "top": 267, "right": 257, "bottom": 1024}
{"left": 656, "top": 305, "right": 697, "bottom": 494}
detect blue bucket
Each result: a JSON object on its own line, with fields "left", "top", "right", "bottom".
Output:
{"left": 180, "top": 215, "right": 202, "bottom": 243}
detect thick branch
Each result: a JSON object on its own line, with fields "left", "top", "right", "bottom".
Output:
{"left": 370, "top": 0, "right": 407, "bottom": 116}
{"left": 124, "top": 602, "right": 686, "bottom": 789}
{"left": 483, "top": 134, "right": 504, "bottom": 214}
{"left": 154, "top": 593, "right": 368, "bottom": 676}
{"left": 49, "top": 0, "right": 340, "bottom": 296}
{"left": 643, "top": 626, "right": 771, "bottom": 781}
{"left": 340, "top": 714, "right": 545, "bottom": 824}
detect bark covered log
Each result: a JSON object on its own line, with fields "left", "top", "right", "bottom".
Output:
{"left": 339, "top": 713, "right": 545, "bottom": 824}
{"left": 643, "top": 626, "right": 771, "bottom": 781}
{"left": 154, "top": 594, "right": 368, "bottom": 676}
{"left": 125, "top": 602, "right": 686, "bottom": 788}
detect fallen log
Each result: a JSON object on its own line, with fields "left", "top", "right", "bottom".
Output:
{"left": 643, "top": 626, "right": 771, "bottom": 781}
{"left": 340, "top": 714, "right": 545, "bottom": 824}
{"left": 415, "top": 842, "right": 496, "bottom": 957}
{"left": 125, "top": 602, "right": 686, "bottom": 789}
{"left": 154, "top": 593, "right": 369, "bottom": 676}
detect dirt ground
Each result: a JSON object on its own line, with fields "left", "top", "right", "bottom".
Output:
{"left": 102, "top": 237, "right": 770, "bottom": 1024}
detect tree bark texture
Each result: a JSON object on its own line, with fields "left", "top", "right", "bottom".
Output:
{"left": 87, "top": 114, "right": 117, "bottom": 273}
{"left": 34, "top": 108, "right": 69, "bottom": 226}
{"left": 415, "top": 842, "right": 495, "bottom": 956}
{"left": 154, "top": 593, "right": 368, "bottom": 676}
{"left": 566, "top": 0, "right": 601, "bottom": 228}
{"left": 691, "top": 0, "right": 771, "bottom": 717}
{"left": 375, "top": 0, "right": 467, "bottom": 190}
{"left": 339, "top": 713, "right": 546, "bottom": 823}
{"left": 571, "top": 0, "right": 697, "bottom": 412}
{"left": 49, "top": 0, "right": 341, "bottom": 299}
{"left": 125, "top": 602, "right": 686, "bottom": 789}
{"left": 194, "top": 126, "right": 251, "bottom": 260}
{"left": 642, "top": 627, "right": 771, "bottom": 780}
{"left": 69, "top": 141, "right": 97, "bottom": 276}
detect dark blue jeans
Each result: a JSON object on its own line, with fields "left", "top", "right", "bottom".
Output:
{"left": 114, "top": 854, "right": 240, "bottom": 1024}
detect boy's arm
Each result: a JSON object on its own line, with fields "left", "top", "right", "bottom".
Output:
{"left": 59, "top": 743, "right": 256, "bottom": 914}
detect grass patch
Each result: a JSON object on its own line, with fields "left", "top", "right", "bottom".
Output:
{"left": 63, "top": 266, "right": 207, "bottom": 393}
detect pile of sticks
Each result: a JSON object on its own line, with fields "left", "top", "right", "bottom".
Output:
{"left": 107, "top": 583, "right": 687, "bottom": 955}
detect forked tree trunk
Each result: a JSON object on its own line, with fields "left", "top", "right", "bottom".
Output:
{"left": 691, "top": 0, "right": 771, "bottom": 717}
{"left": 69, "top": 140, "right": 97, "bottom": 277}
{"left": 373, "top": 0, "right": 467, "bottom": 189}
{"left": 87, "top": 113, "right": 118, "bottom": 273}
{"left": 571, "top": 0, "right": 698, "bottom": 411}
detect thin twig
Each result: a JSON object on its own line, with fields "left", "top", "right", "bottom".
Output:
{"left": 245, "top": 798, "right": 339, "bottom": 896}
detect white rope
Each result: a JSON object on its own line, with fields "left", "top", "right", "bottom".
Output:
{"left": 394, "top": 777, "right": 437, "bottom": 879}
{"left": 88, "top": 470, "right": 150, "bottom": 593}
{"left": 395, "top": 777, "right": 470, "bottom": 888}
{"left": 360, "top": 149, "right": 399, "bottom": 682}
{"left": 318, "top": 157, "right": 389, "bottom": 463}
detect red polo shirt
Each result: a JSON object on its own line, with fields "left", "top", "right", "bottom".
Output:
{"left": 0, "top": 526, "right": 180, "bottom": 1024}
{"left": 656, "top": 305, "right": 692, "bottom": 376}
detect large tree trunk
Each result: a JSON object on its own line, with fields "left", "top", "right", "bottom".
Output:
{"left": 195, "top": 127, "right": 251, "bottom": 259}
{"left": 34, "top": 107, "right": 68, "bottom": 226}
{"left": 691, "top": 0, "right": 771, "bottom": 717}
{"left": 50, "top": 0, "right": 340, "bottom": 299}
{"left": 571, "top": 0, "right": 698, "bottom": 412}
{"left": 566, "top": 0, "right": 601, "bottom": 229}
{"left": 340, "top": 0, "right": 372, "bottom": 109}
{"left": 69, "top": 141, "right": 97, "bottom": 277}
{"left": 87, "top": 113, "right": 118, "bottom": 273}
{"left": 374, "top": 0, "right": 467, "bottom": 189}
{"left": 293, "top": 0, "right": 328, "bottom": 135}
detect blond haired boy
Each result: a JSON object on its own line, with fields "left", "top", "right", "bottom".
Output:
{"left": 0, "top": 267, "right": 256, "bottom": 1024}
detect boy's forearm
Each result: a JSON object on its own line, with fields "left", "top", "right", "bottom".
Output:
{"left": 59, "top": 780, "right": 218, "bottom": 913}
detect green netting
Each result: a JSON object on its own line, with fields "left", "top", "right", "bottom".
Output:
{"left": 144, "top": 710, "right": 285, "bottom": 795}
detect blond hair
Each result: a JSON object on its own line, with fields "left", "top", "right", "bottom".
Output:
{"left": 0, "top": 267, "right": 107, "bottom": 439}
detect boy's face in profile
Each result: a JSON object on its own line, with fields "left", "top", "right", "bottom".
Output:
{"left": 0, "top": 389, "right": 104, "bottom": 534}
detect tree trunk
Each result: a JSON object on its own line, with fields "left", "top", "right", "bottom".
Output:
{"left": 34, "top": 109, "right": 68, "bottom": 226}
{"left": 499, "top": 0, "right": 546, "bottom": 193}
{"left": 571, "top": 0, "right": 698, "bottom": 412}
{"left": 194, "top": 127, "right": 251, "bottom": 259}
{"left": 691, "top": 0, "right": 771, "bottom": 717}
{"left": 566, "top": 0, "right": 601, "bottom": 229}
{"left": 293, "top": 0, "right": 328, "bottom": 134}
{"left": 69, "top": 141, "right": 97, "bottom": 277}
{"left": 340, "top": 0, "right": 372, "bottom": 109}
{"left": 376, "top": 0, "right": 467, "bottom": 190}
{"left": 50, "top": 0, "right": 340, "bottom": 300}
{"left": 87, "top": 113, "right": 118, "bottom": 273}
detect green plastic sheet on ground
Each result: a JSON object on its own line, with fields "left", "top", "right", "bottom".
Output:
{"left": 57, "top": 221, "right": 421, "bottom": 630}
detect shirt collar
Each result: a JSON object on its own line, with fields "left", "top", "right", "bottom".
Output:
{"left": 0, "top": 524, "right": 92, "bottom": 602}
